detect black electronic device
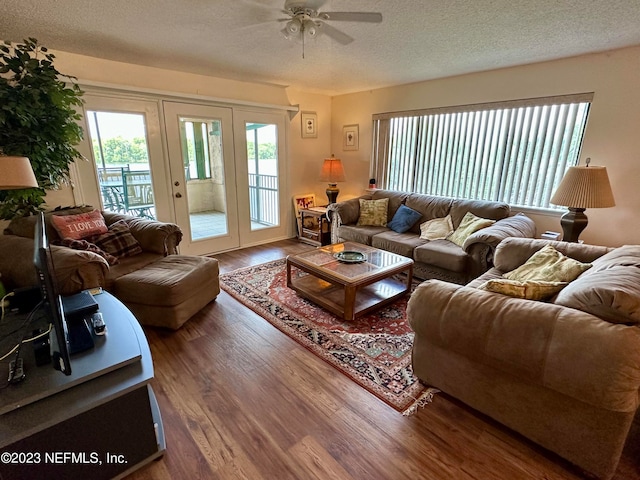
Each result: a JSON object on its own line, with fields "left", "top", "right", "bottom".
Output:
{"left": 62, "top": 290, "right": 99, "bottom": 319}
{"left": 66, "top": 317, "right": 95, "bottom": 354}
{"left": 34, "top": 212, "right": 91, "bottom": 375}
{"left": 10, "top": 286, "right": 42, "bottom": 313}
{"left": 32, "top": 328, "right": 51, "bottom": 366}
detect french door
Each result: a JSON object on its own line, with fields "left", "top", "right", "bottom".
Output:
{"left": 163, "top": 102, "right": 240, "bottom": 255}
{"left": 233, "top": 109, "right": 289, "bottom": 247}
{"left": 75, "top": 95, "right": 171, "bottom": 221}
{"left": 75, "top": 94, "right": 290, "bottom": 257}
{"left": 163, "top": 103, "right": 289, "bottom": 254}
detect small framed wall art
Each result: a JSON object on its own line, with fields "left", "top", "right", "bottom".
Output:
{"left": 343, "top": 124, "right": 359, "bottom": 151}
{"left": 301, "top": 111, "right": 318, "bottom": 138}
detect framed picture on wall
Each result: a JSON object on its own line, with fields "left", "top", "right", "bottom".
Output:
{"left": 343, "top": 124, "right": 359, "bottom": 151}
{"left": 301, "top": 111, "right": 318, "bottom": 138}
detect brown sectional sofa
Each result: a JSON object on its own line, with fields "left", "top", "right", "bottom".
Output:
{"left": 0, "top": 207, "right": 220, "bottom": 329}
{"left": 408, "top": 237, "right": 640, "bottom": 479}
{"left": 0, "top": 207, "right": 183, "bottom": 295}
{"left": 327, "top": 189, "right": 536, "bottom": 283}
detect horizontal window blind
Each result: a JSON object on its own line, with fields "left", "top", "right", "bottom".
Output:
{"left": 372, "top": 93, "right": 593, "bottom": 209}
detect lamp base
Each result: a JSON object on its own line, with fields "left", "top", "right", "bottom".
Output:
{"left": 560, "top": 207, "right": 588, "bottom": 243}
{"left": 326, "top": 184, "right": 340, "bottom": 204}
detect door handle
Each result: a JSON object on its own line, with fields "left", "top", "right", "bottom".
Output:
{"left": 175, "top": 192, "right": 182, "bottom": 198}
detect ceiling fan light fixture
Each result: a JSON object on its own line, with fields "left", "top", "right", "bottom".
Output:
{"left": 286, "top": 18, "right": 302, "bottom": 35}
{"left": 277, "top": 1, "right": 382, "bottom": 54}
{"left": 305, "top": 21, "right": 318, "bottom": 38}
{"left": 280, "top": 26, "right": 293, "bottom": 40}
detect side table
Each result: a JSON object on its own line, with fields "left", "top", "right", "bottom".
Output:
{"left": 298, "top": 207, "right": 330, "bottom": 246}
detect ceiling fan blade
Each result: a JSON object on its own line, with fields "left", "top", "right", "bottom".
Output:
{"left": 318, "top": 22, "right": 354, "bottom": 45}
{"left": 319, "top": 12, "right": 382, "bottom": 23}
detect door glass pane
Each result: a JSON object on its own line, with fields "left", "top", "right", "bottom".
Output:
{"left": 87, "top": 111, "right": 156, "bottom": 219}
{"left": 179, "top": 117, "right": 228, "bottom": 240}
{"left": 246, "top": 123, "right": 279, "bottom": 231}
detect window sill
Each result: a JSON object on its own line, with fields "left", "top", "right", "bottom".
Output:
{"left": 511, "top": 206, "right": 562, "bottom": 218}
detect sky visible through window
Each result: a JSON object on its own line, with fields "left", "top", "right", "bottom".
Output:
{"left": 88, "top": 111, "right": 146, "bottom": 140}
{"left": 88, "top": 111, "right": 150, "bottom": 171}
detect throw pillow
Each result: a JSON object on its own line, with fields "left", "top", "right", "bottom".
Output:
{"left": 87, "top": 220, "right": 143, "bottom": 258}
{"left": 419, "top": 215, "right": 454, "bottom": 240}
{"left": 554, "top": 265, "right": 640, "bottom": 324}
{"left": 50, "top": 209, "right": 108, "bottom": 241}
{"left": 57, "top": 237, "right": 119, "bottom": 266}
{"left": 504, "top": 244, "right": 592, "bottom": 283}
{"left": 357, "top": 198, "right": 389, "bottom": 227}
{"left": 387, "top": 204, "right": 422, "bottom": 233}
{"left": 480, "top": 278, "right": 568, "bottom": 301}
{"left": 447, "top": 212, "right": 495, "bottom": 247}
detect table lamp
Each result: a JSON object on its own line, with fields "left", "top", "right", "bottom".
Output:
{"left": 319, "top": 155, "right": 346, "bottom": 204}
{"left": 550, "top": 158, "right": 615, "bottom": 242}
{"left": 0, "top": 156, "right": 38, "bottom": 189}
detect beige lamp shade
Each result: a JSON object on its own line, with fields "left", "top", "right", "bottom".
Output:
{"left": 550, "top": 165, "right": 615, "bottom": 209}
{"left": 319, "top": 156, "right": 346, "bottom": 184}
{"left": 0, "top": 156, "right": 38, "bottom": 189}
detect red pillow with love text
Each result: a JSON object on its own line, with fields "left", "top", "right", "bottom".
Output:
{"left": 50, "top": 210, "right": 109, "bottom": 240}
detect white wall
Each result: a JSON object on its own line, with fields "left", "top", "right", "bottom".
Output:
{"left": 54, "top": 51, "right": 292, "bottom": 106}
{"left": 283, "top": 88, "right": 332, "bottom": 206}
{"left": 331, "top": 46, "right": 640, "bottom": 247}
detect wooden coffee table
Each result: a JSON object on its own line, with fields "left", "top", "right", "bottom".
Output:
{"left": 286, "top": 242, "right": 414, "bottom": 321}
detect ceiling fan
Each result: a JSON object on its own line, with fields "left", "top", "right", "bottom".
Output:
{"left": 278, "top": 0, "right": 382, "bottom": 50}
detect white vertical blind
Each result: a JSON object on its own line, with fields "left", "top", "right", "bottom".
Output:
{"left": 372, "top": 93, "right": 593, "bottom": 209}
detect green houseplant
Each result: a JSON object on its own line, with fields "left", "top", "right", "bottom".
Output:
{"left": 0, "top": 38, "right": 84, "bottom": 219}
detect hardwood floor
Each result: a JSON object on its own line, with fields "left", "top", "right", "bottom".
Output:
{"left": 127, "top": 239, "right": 640, "bottom": 480}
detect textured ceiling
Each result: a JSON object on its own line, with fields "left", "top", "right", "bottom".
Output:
{"left": 1, "top": 0, "right": 640, "bottom": 96}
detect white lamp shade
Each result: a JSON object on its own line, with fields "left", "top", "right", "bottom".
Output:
{"left": 550, "top": 165, "right": 615, "bottom": 209}
{"left": 0, "top": 156, "right": 39, "bottom": 189}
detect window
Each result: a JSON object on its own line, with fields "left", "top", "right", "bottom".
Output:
{"left": 371, "top": 93, "right": 593, "bottom": 210}
{"left": 181, "top": 120, "right": 214, "bottom": 180}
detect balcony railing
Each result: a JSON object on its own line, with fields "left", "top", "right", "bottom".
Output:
{"left": 249, "top": 173, "right": 278, "bottom": 226}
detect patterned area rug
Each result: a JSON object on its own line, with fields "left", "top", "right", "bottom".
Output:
{"left": 219, "top": 259, "right": 437, "bottom": 414}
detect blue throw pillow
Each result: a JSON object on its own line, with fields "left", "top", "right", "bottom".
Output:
{"left": 387, "top": 205, "right": 422, "bottom": 233}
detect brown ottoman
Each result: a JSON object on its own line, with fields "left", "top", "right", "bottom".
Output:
{"left": 113, "top": 255, "right": 220, "bottom": 329}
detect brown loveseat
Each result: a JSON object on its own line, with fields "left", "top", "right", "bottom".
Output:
{"left": 327, "top": 189, "right": 536, "bottom": 283}
{"left": 408, "top": 237, "right": 640, "bottom": 479}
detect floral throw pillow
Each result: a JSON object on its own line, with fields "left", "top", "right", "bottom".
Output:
{"left": 87, "top": 220, "right": 143, "bottom": 258}
{"left": 504, "top": 244, "right": 592, "bottom": 283}
{"left": 479, "top": 279, "right": 568, "bottom": 300}
{"left": 447, "top": 212, "right": 495, "bottom": 247}
{"left": 50, "top": 209, "right": 108, "bottom": 240}
{"left": 357, "top": 198, "right": 389, "bottom": 226}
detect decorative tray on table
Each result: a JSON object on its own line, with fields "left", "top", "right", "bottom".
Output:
{"left": 334, "top": 251, "right": 367, "bottom": 263}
